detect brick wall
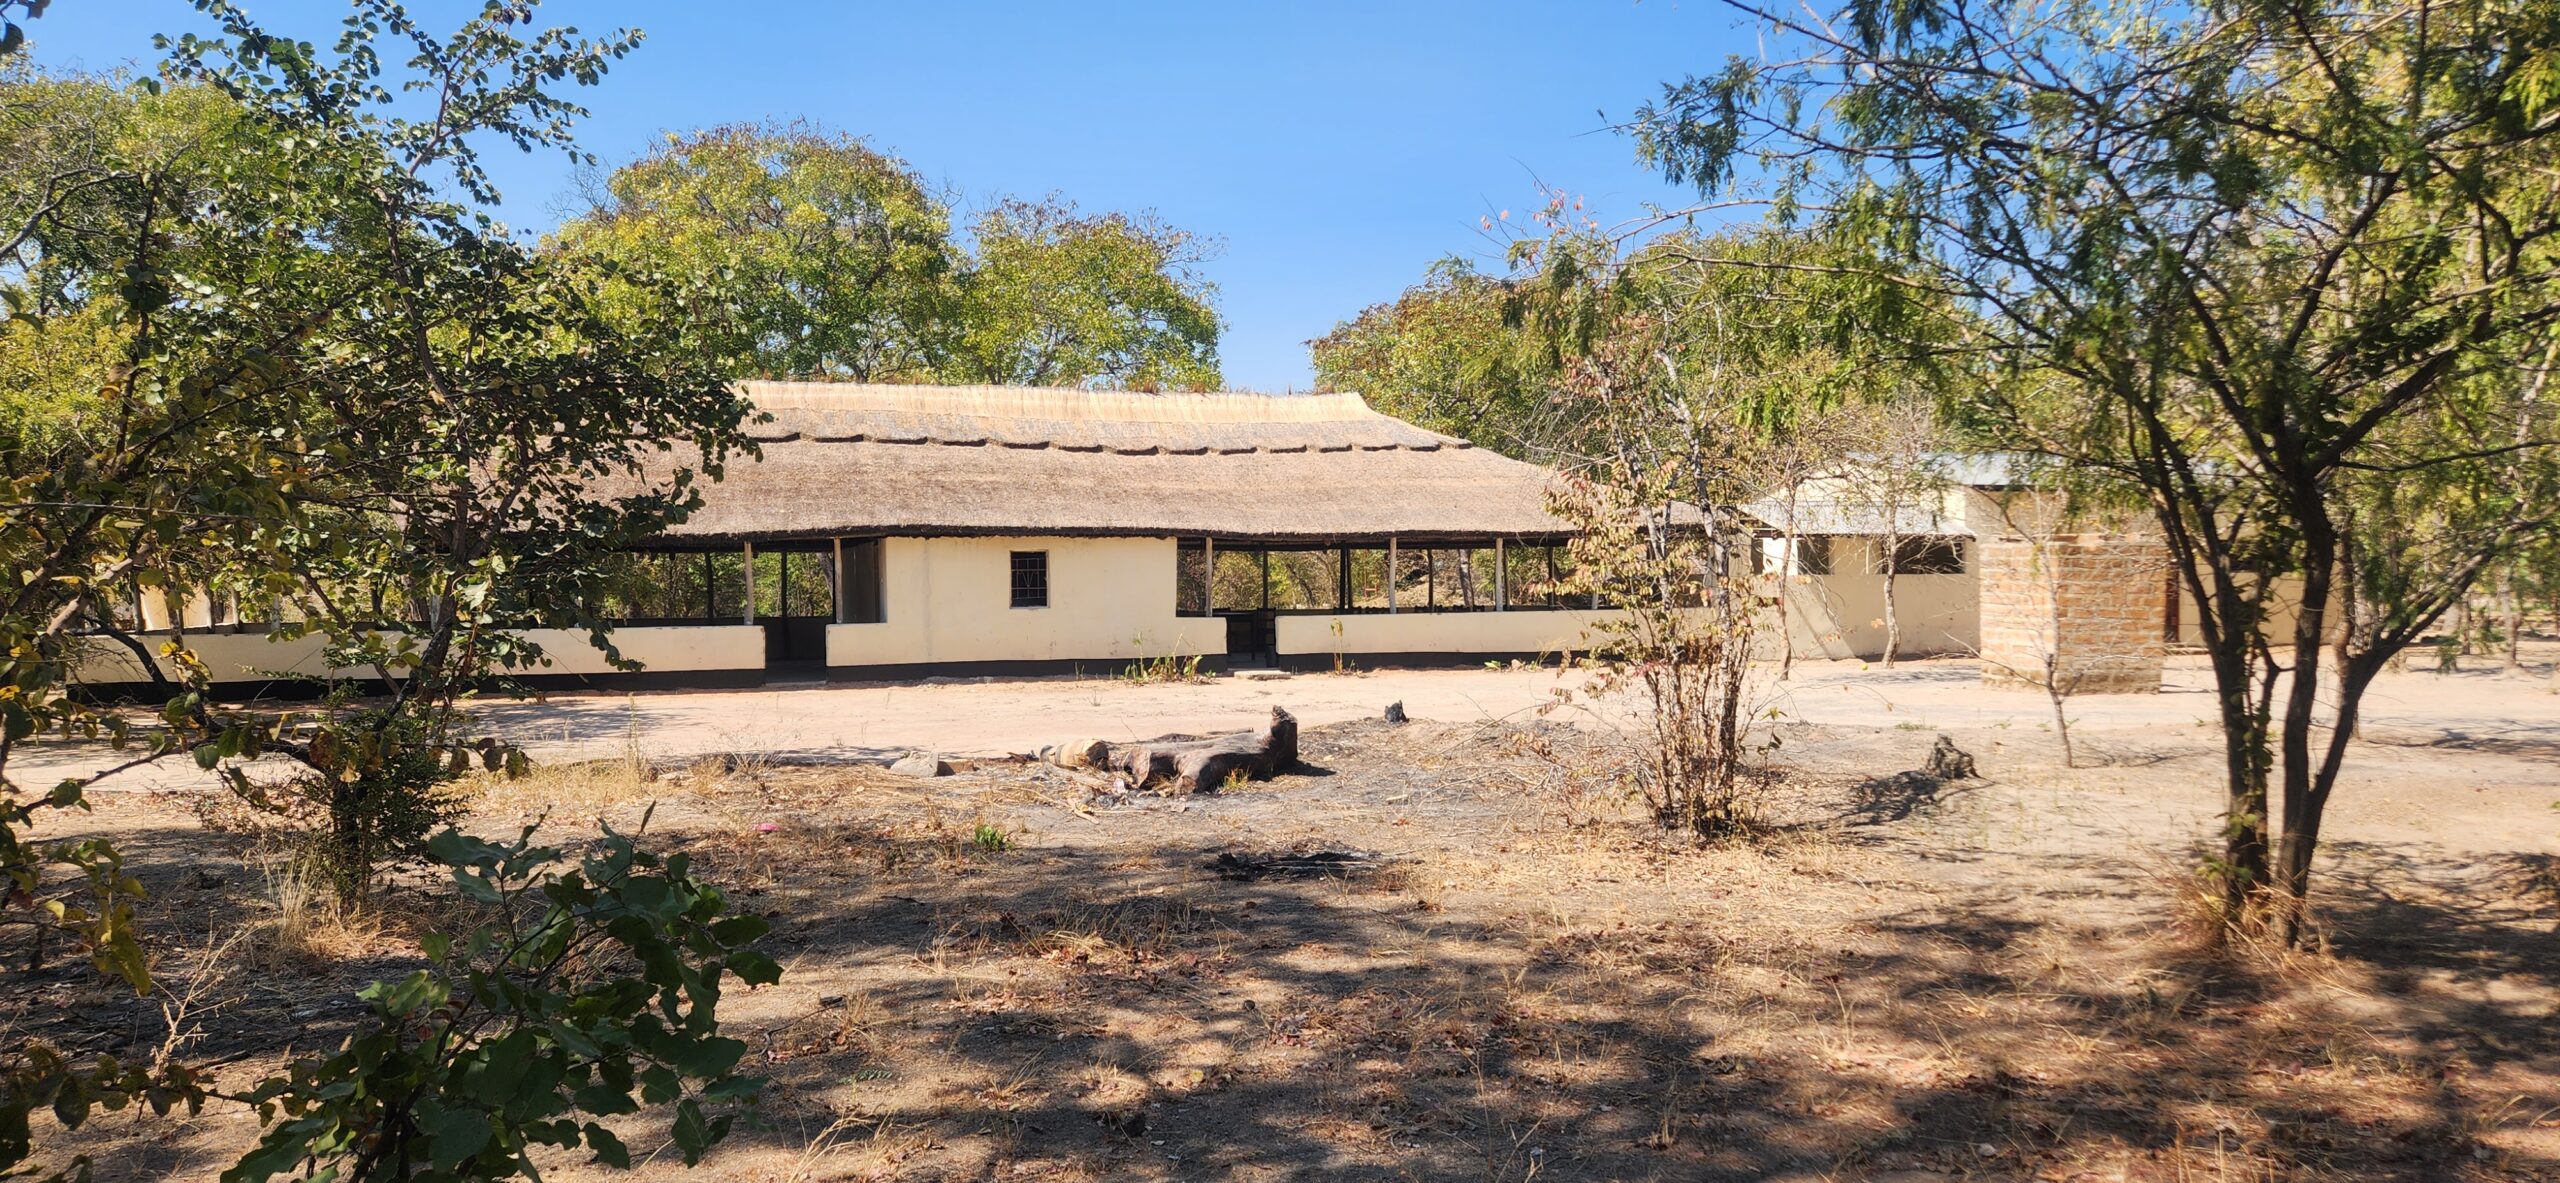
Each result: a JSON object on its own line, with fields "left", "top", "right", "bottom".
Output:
{"left": 1978, "top": 534, "right": 2168, "bottom": 695}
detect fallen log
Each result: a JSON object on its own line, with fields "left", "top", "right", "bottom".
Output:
{"left": 1122, "top": 707, "right": 1297, "bottom": 793}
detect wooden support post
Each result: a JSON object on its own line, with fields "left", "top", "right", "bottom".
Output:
{"left": 1495, "top": 538, "right": 1507, "bottom": 611}
{"left": 742, "top": 542, "right": 755, "bottom": 624}
{"left": 1387, "top": 536, "right": 1398, "bottom": 614}
{"left": 1203, "top": 536, "right": 1215, "bottom": 614}
{"left": 833, "top": 538, "right": 846, "bottom": 624}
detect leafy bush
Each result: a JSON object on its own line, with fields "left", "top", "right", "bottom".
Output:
{"left": 224, "top": 817, "right": 779, "bottom": 1182}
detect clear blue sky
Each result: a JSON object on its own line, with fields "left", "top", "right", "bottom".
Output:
{"left": 22, "top": 1, "right": 1746, "bottom": 391}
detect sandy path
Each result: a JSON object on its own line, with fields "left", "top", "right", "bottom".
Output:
{"left": 13, "top": 652, "right": 2556, "bottom": 792}
{"left": 471, "top": 653, "right": 2560, "bottom": 764}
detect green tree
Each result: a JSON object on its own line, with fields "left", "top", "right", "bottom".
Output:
{"left": 1, "top": 0, "right": 767, "bottom": 1174}
{"left": 1634, "top": 0, "right": 2560, "bottom": 939}
{"left": 560, "top": 130, "right": 1223, "bottom": 389}
{"left": 1309, "top": 259, "right": 1562, "bottom": 457}
{"left": 1315, "top": 223, "right": 1934, "bottom": 461}
{"left": 949, "top": 198, "right": 1221, "bottom": 389}
{"left": 556, "top": 123, "right": 955, "bottom": 382}
{"left": 146, "top": 0, "right": 755, "bottom": 906}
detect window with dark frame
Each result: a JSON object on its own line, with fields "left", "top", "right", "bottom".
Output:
{"left": 1796, "top": 536, "right": 1835, "bottom": 576}
{"left": 1890, "top": 536, "right": 1967, "bottom": 575}
{"left": 1009, "top": 550, "right": 1049, "bottom": 608}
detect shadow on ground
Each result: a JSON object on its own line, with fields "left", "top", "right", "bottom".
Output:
{"left": 20, "top": 717, "right": 2560, "bottom": 1183}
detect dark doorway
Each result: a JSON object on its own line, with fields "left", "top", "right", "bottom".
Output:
{"left": 755, "top": 545, "right": 836, "bottom": 671}
{"left": 1223, "top": 612, "right": 1277, "bottom": 667}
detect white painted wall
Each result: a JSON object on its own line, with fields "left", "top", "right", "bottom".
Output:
{"left": 827, "top": 536, "right": 1224, "bottom": 668}
{"left": 1273, "top": 610, "right": 1628, "bottom": 658}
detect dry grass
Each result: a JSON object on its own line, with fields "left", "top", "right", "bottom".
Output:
{"left": 29, "top": 708, "right": 2560, "bottom": 1182}
{"left": 234, "top": 856, "right": 390, "bottom": 975}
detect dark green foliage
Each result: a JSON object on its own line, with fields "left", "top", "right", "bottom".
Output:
{"left": 225, "top": 820, "right": 779, "bottom": 1182}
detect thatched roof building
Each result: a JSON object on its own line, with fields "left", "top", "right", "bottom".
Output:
{"left": 655, "top": 382, "right": 1574, "bottom": 544}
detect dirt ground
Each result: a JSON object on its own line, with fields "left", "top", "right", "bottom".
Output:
{"left": 11, "top": 651, "right": 2560, "bottom": 1181}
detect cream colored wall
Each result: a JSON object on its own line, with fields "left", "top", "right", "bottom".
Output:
{"left": 74, "top": 631, "right": 357, "bottom": 685}
{"left": 2170, "top": 574, "right": 2330, "bottom": 649}
{"left": 515, "top": 627, "right": 765, "bottom": 674}
{"left": 1273, "top": 610, "right": 1627, "bottom": 658}
{"left": 827, "top": 536, "right": 1224, "bottom": 668}
{"left": 76, "top": 625, "right": 768, "bottom": 686}
{"left": 1769, "top": 572, "right": 1979, "bottom": 660}
{"left": 1274, "top": 578, "right": 1976, "bottom": 665}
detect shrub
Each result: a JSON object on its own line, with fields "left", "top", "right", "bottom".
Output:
{"left": 223, "top": 817, "right": 779, "bottom": 1182}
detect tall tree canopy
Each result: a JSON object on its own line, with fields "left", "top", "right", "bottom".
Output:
{"left": 1312, "top": 223, "right": 1936, "bottom": 461}
{"left": 558, "top": 125, "right": 1222, "bottom": 389}
{"left": 1631, "top": 0, "right": 2560, "bottom": 938}
{"left": 1309, "top": 259, "right": 1563, "bottom": 456}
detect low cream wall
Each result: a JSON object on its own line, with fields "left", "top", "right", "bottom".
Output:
{"left": 74, "top": 631, "right": 356, "bottom": 685}
{"left": 1273, "top": 610, "right": 1624, "bottom": 658}
{"left": 516, "top": 626, "right": 765, "bottom": 675}
{"left": 828, "top": 536, "right": 1224, "bottom": 669}
{"left": 1770, "top": 572, "right": 1978, "bottom": 660}
{"left": 76, "top": 625, "right": 767, "bottom": 686}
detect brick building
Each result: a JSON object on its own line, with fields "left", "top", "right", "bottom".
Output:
{"left": 1976, "top": 534, "right": 2171, "bottom": 694}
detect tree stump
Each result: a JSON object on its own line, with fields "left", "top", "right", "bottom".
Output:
{"left": 1923, "top": 734, "right": 1977, "bottom": 780}
{"left": 1122, "top": 707, "right": 1298, "bottom": 793}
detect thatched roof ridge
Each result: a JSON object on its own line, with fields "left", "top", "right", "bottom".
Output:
{"left": 646, "top": 382, "right": 1574, "bottom": 544}
{"left": 735, "top": 382, "right": 1469, "bottom": 455}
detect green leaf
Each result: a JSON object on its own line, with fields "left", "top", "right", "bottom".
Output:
{"left": 426, "top": 1106, "right": 492, "bottom": 1170}
{"left": 571, "top": 1082, "right": 638, "bottom": 1116}
{"left": 221, "top": 1132, "right": 313, "bottom": 1183}
{"left": 708, "top": 914, "right": 770, "bottom": 946}
{"left": 363, "top": 971, "right": 449, "bottom": 1018}
{"left": 725, "top": 949, "right": 782, "bottom": 987}
{"left": 670, "top": 1098, "right": 711, "bottom": 1165}
{"left": 583, "top": 1122, "right": 631, "bottom": 1169}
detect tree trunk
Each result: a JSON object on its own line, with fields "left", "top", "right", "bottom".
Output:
{"left": 2044, "top": 652, "right": 2076, "bottom": 769}
{"left": 2209, "top": 642, "right": 2274, "bottom": 919}
{"left": 1779, "top": 485, "right": 1800, "bottom": 681}
{"left": 2501, "top": 565, "right": 2523, "bottom": 671}
{"left": 2272, "top": 522, "right": 2338, "bottom": 945}
{"left": 1880, "top": 548, "right": 1901, "bottom": 669}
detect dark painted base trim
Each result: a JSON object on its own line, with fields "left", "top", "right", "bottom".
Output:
{"left": 512, "top": 669, "right": 769, "bottom": 693}
{"left": 70, "top": 679, "right": 335, "bottom": 706}
{"left": 1267, "top": 650, "right": 1570, "bottom": 673}
{"left": 827, "top": 655, "right": 1233, "bottom": 683}
{"left": 71, "top": 667, "right": 772, "bottom": 705}
{"left": 80, "top": 651, "right": 1581, "bottom": 702}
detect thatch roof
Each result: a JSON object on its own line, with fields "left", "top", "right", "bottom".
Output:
{"left": 649, "top": 383, "right": 1576, "bottom": 544}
